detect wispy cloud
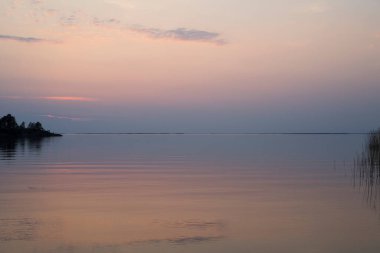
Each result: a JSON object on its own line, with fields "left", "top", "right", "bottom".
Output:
{"left": 299, "top": 2, "right": 330, "bottom": 14}
{"left": 3, "top": 1, "right": 226, "bottom": 45}
{"left": 130, "top": 26, "right": 226, "bottom": 45}
{"left": 0, "top": 34, "right": 56, "bottom": 43}
{"left": 40, "top": 96, "right": 98, "bottom": 102}
{"left": 1, "top": 96, "right": 97, "bottom": 102}
{"left": 59, "top": 11, "right": 83, "bottom": 26}
{"left": 41, "top": 114, "right": 91, "bottom": 121}
{"left": 93, "top": 17, "right": 120, "bottom": 26}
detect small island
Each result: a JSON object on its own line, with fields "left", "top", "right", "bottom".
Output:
{"left": 0, "top": 114, "right": 62, "bottom": 137}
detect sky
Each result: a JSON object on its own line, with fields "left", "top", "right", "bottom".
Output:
{"left": 0, "top": 0, "right": 379, "bottom": 133}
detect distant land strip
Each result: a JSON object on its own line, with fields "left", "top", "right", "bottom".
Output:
{"left": 66, "top": 132, "right": 368, "bottom": 135}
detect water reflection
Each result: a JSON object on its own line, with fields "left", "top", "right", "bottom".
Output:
{"left": 354, "top": 131, "right": 380, "bottom": 210}
{"left": 0, "top": 218, "right": 39, "bottom": 241}
{"left": 2, "top": 134, "right": 380, "bottom": 253}
{"left": 0, "top": 138, "right": 19, "bottom": 159}
{"left": 0, "top": 137, "right": 44, "bottom": 160}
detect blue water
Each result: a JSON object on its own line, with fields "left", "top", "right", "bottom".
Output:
{"left": 0, "top": 134, "right": 379, "bottom": 253}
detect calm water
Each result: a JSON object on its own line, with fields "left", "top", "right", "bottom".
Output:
{"left": 0, "top": 134, "right": 379, "bottom": 253}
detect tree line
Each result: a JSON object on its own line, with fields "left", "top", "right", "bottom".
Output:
{"left": 0, "top": 114, "right": 61, "bottom": 137}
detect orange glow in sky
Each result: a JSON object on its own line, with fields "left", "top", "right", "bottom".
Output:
{"left": 41, "top": 97, "right": 98, "bottom": 102}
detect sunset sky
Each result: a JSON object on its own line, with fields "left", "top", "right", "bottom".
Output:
{"left": 1, "top": 0, "right": 379, "bottom": 133}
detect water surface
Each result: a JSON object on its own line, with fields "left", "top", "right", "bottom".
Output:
{"left": 0, "top": 134, "right": 379, "bottom": 253}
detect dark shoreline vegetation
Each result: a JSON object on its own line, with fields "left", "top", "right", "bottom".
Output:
{"left": 0, "top": 114, "right": 61, "bottom": 138}
{"left": 354, "top": 129, "right": 380, "bottom": 210}
{"left": 71, "top": 132, "right": 364, "bottom": 135}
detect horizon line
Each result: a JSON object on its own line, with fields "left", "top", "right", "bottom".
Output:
{"left": 62, "top": 132, "right": 369, "bottom": 135}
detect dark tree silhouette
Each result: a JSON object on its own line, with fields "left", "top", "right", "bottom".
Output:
{"left": 0, "top": 114, "right": 61, "bottom": 137}
{"left": 0, "top": 114, "right": 19, "bottom": 129}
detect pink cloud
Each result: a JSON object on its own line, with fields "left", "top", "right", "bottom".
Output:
{"left": 40, "top": 96, "right": 98, "bottom": 102}
{"left": 129, "top": 26, "right": 226, "bottom": 45}
{"left": 1, "top": 96, "right": 97, "bottom": 102}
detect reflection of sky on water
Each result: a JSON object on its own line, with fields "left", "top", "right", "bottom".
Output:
{"left": 0, "top": 218, "right": 39, "bottom": 241}
{"left": 1, "top": 134, "right": 365, "bottom": 168}
{"left": 1, "top": 134, "right": 380, "bottom": 253}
